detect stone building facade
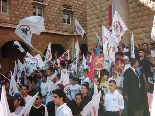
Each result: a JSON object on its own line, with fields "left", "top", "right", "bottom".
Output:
{"left": 87, "top": 0, "right": 155, "bottom": 50}
{"left": 0, "top": 0, "right": 87, "bottom": 72}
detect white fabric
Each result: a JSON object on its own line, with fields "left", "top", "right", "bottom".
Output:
{"left": 112, "top": 11, "right": 128, "bottom": 44}
{"left": 55, "top": 80, "right": 61, "bottom": 86}
{"left": 45, "top": 42, "right": 52, "bottom": 62}
{"left": 41, "top": 82, "right": 48, "bottom": 96}
{"left": 47, "top": 75, "right": 55, "bottom": 83}
{"left": 108, "top": 76, "right": 123, "bottom": 94}
{"left": 151, "top": 50, "right": 155, "bottom": 58}
{"left": 104, "top": 90, "right": 124, "bottom": 111}
{"left": 95, "top": 32, "right": 102, "bottom": 46}
{"left": 15, "top": 16, "right": 45, "bottom": 47}
{"left": 80, "top": 91, "right": 101, "bottom": 116}
{"left": 19, "top": 92, "right": 38, "bottom": 116}
{"left": 70, "top": 84, "right": 81, "bottom": 100}
{"left": 14, "top": 41, "right": 25, "bottom": 53}
{"left": 75, "top": 19, "right": 85, "bottom": 38}
{"left": 83, "top": 77, "right": 92, "bottom": 88}
{"left": 151, "top": 16, "right": 155, "bottom": 41}
{"left": 55, "top": 103, "right": 73, "bottom": 116}
{"left": 124, "top": 64, "right": 131, "bottom": 73}
{"left": 15, "top": 106, "right": 24, "bottom": 115}
{"left": 131, "top": 33, "right": 135, "bottom": 58}
{"left": 23, "top": 95, "right": 32, "bottom": 105}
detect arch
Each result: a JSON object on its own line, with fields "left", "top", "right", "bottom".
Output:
{"left": 0, "top": 41, "right": 30, "bottom": 72}
{"left": 43, "top": 44, "right": 65, "bottom": 60}
{"left": 80, "top": 44, "right": 88, "bottom": 55}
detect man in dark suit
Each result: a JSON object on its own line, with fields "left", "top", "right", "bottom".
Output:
{"left": 123, "top": 58, "right": 141, "bottom": 116}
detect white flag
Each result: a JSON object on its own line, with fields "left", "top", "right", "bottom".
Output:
{"left": 0, "top": 86, "right": 11, "bottom": 116}
{"left": 131, "top": 33, "right": 135, "bottom": 58}
{"left": 93, "top": 83, "right": 98, "bottom": 98}
{"left": 151, "top": 16, "right": 155, "bottom": 41}
{"left": 80, "top": 91, "right": 101, "bottom": 116}
{"left": 46, "top": 80, "right": 56, "bottom": 104}
{"left": 112, "top": 11, "right": 128, "bottom": 44}
{"left": 15, "top": 16, "right": 45, "bottom": 47}
{"left": 18, "top": 59, "right": 24, "bottom": 72}
{"left": 95, "top": 32, "right": 102, "bottom": 46}
{"left": 59, "top": 49, "right": 70, "bottom": 61}
{"left": 45, "top": 42, "right": 52, "bottom": 62}
{"left": 75, "top": 19, "right": 85, "bottom": 37}
{"left": 25, "top": 54, "right": 45, "bottom": 69}
{"left": 13, "top": 61, "right": 18, "bottom": 79}
{"left": 9, "top": 73, "right": 19, "bottom": 96}
{"left": 14, "top": 41, "right": 25, "bottom": 53}
{"left": 61, "top": 70, "right": 71, "bottom": 100}
{"left": 73, "top": 36, "right": 80, "bottom": 73}
{"left": 18, "top": 92, "right": 39, "bottom": 116}
{"left": 102, "top": 26, "right": 115, "bottom": 61}
{"left": 104, "top": 54, "right": 112, "bottom": 72}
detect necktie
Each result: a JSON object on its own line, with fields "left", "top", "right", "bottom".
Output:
{"left": 135, "top": 70, "right": 142, "bottom": 88}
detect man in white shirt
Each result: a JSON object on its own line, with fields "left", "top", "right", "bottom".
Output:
{"left": 55, "top": 73, "right": 61, "bottom": 85}
{"left": 41, "top": 74, "right": 48, "bottom": 105}
{"left": 108, "top": 68, "right": 123, "bottom": 95}
{"left": 47, "top": 68, "right": 55, "bottom": 83}
{"left": 83, "top": 69, "right": 92, "bottom": 88}
{"left": 21, "top": 85, "right": 32, "bottom": 105}
{"left": 69, "top": 76, "right": 81, "bottom": 100}
{"left": 104, "top": 80, "right": 124, "bottom": 116}
{"left": 52, "top": 89, "right": 73, "bottom": 116}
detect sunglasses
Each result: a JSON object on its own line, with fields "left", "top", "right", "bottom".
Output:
{"left": 36, "top": 98, "right": 39, "bottom": 100}
{"left": 147, "top": 57, "right": 152, "bottom": 59}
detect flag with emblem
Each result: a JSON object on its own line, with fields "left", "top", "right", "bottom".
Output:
{"left": 25, "top": 54, "right": 45, "bottom": 69}
{"left": 58, "top": 49, "right": 70, "bottom": 61}
{"left": 60, "top": 70, "right": 71, "bottom": 100}
{"left": 95, "top": 32, "right": 102, "bottom": 46}
{"left": 18, "top": 59, "right": 24, "bottom": 72}
{"left": 18, "top": 92, "right": 39, "bottom": 116}
{"left": 102, "top": 26, "right": 115, "bottom": 62}
{"left": 88, "top": 48, "right": 93, "bottom": 82}
{"left": 9, "top": 73, "right": 19, "bottom": 96}
{"left": 151, "top": 16, "right": 155, "bottom": 41}
{"left": 15, "top": 16, "right": 45, "bottom": 47}
{"left": 80, "top": 91, "right": 101, "bottom": 116}
{"left": 75, "top": 19, "right": 85, "bottom": 37}
{"left": 45, "top": 42, "right": 52, "bottom": 62}
{"left": 14, "top": 41, "right": 25, "bottom": 53}
{"left": 112, "top": 11, "right": 128, "bottom": 44}
{"left": 131, "top": 33, "right": 135, "bottom": 58}
{"left": 0, "top": 86, "right": 10, "bottom": 116}
{"left": 73, "top": 36, "right": 80, "bottom": 73}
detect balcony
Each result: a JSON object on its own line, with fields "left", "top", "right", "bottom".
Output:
{"left": 32, "top": 0, "right": 47, "bottom": 7}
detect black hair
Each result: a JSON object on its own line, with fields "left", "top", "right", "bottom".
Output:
{"left": 83, "top": 69, "right": 88, "bottom": 74}
{"left": 19, "top": 97, "right": 25, "bottom": 106}
{"left": 6, "top": 94, "right": 15, "bottom": 113}
{"left": 94, "top": 77, "right": 101, "bottom": 85}
{"left": 82, "top": 83, "right": 89, "bottom": 90}
{"left": 57, "top": 73, "right": 61, "bottom": 79}
{"left": 138, "top": 49, "right": 144, "bottom": 52}
{"left": 22, "top": 85, "right": 29, "bottom": 90}
{"left": 57, "top": 84, "right": 64, "bottom": 91}
{"left": 100, "top": 69, "right": 109, "bottom": 78}
{"left": 142, "top": 43, "right": 148, "bottom": 46}
{"left": 38, "top": 92, "right": 42, "bottom": 99}
{"left": 52, "top": 89, "right": 66, "bottom": 102}
{"left": 130, "top": 58, "right": 138, "bottom": 67}
{"left": 115, "top": 52, "right": 123, "bottom": 56}
{"left": 74, "top": 78, "right": 79, "bottom": 82}
{"left": 109, "top": 80, "right": 116, "bottom": 85}
{"left": 40, "top": 70, "right": 45, "bottom": 75}
{"left": 119, "top": 43, "right": 125, "bottom": 48}
{"left": 42, "top": 74, "right": 47, "bottom": 79}
{"left": 27, "top": 76, "right": 32, "bottom": 82}
{"left": 47, "top": 67, "right": 55, "bottom": 73}
{"left": 75, "top": 93, "right": 83, "bottom": 100}
{"left": 60, "top": 63, "right": 65, "bottom": 68}
{"left": 32, "top": 79, "right": 37, "bottom": 85}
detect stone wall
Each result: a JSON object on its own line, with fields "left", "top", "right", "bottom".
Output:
{"left": 87, "top": 0, "right": 112, "bottom": 50}
{"left": 87, "top": 0, "right": 155, "bottom": 50}
{"left": 129, "top": 0, "right": 155, "bottom": 44}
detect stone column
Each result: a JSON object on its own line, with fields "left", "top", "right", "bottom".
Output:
{"left": 113, "top": 0, "right": 130, "bottom": 45}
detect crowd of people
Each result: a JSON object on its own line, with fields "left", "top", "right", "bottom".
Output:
{"left": 0, "top": 41, "right": 155, "bottom": 116}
